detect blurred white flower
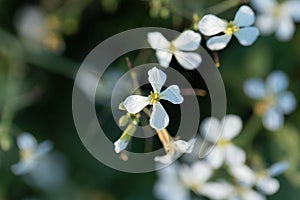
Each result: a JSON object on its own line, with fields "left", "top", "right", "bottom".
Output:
{"left": 179, "top": 161, "right": 233, "bottom": 199}
{"left": 229, "top": 161, "right": 289, "bottom": 196}
{"left": 244, "top": 70, "right": 296, "bottom": 131}
{"left": 200, "top": 115, "right": 246, "bottom": 169}
{"left": 14, "top": 5, "right": 65, "bottom": 53}
{"left": 154, "top": 164, "right": 190, "bottom": 200}
{"left": 154, "top": 139, "right": 195, "bottom": 164}
{"left": 23, "top": 152, "right": 68, "bottom": 192}
{"left": 251, "top": 0, "right": 300, "bottom": 41}
{"left": 199, "top": 5, "right": 259, "bottom": 50}
{"left": 124, "top": 67, "right": 183, "bottom": 130}
{"left": 229, "top": 185, "right": 266, "bottom": 200}
{"left": 11, "top": 133, "right": 53, "bottom": 175}
{"left": 147, "top": 30, "right": 202, "bottom": 69}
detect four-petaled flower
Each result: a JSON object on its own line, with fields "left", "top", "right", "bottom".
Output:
{"left": 244, "top": 70, "right": 297, "bottom": 131}
{"left": 200, "top": 114, "right": 246, "bottom": 169}
{"left": 147, "top": 30, "right": 202, "bottom": 70}
{"left": 252, "top": 0, "right": 300, "bottom": 41}
{"left": 123, "top": 67, "right": 184, "bottom": 130}
{"left": 11, "top": 133, "right": 53, "bottom": 175}
{"left": 199, "top": 5, "right": 260, "bottom": 51}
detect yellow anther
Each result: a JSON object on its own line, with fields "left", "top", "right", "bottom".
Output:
{"left": 224, "top": 21, "right": 240, "bottom": 35}
{"left": 150, "top": 91, "right": 161, "bottom": 104}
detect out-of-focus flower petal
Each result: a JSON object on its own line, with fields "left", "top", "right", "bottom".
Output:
{"left": 276, "top": 17, "right": 295, "bottom": 41}
{"left": 147, "top": 32, "right": 170, "bottom": 50}
{"left": 241, "top": 188, "right": 266, "bottom": 200}
{"left": 285, "top": 0, "right": 300, "bottom": 21}
{"left": 229, "top": 165, "right": 256, "bottom": 186}
{"left": 243, "top": 78, "right": 266, "bottom": 99}
{"left": 199, "top": 15, "right": 227, "bottom": 36}
{"left": 234, "top": 27, "right": 260, "bottom": 46}
{"left": 251, "top": 0, "right": 276, "bottom": 13}
{"left": 256, "top": 177, "right": 280, "bottom": 195}
{"left": 201, "top": 117, "right": 221, "bottom": 143}
{"left": 160, "top": 85, "right": 184, "bottom": 104}
{"left": 154, "top": 154, "right": 173, "bottom": 165}
{"left": 156, "top": 50, "right": 173, "bottom": 68}
{"left": 221, "top": 115, "right": 243, "bottom": 140}
{"left": 150, "top": 102, "right": 169, "bottom": 130}
{"left": 233, "top": 6, "right": 256, "bottom": 27}
{"left": 124, "top": 95, "right": 150, "bottom": 114}
{"left": 174, "top": 51, "right": 202, "bottom": 69}
{"left": 225, "top": 144, "right": 246, "bottom": 167}
{"left": 266, "top": 70, "right": 289, "bottom": 94}
{"left": 200, "top": 182, "right": 234, "bottom": 200}
{"left": 262, "top": 108, "right": 284, "bottom": 131}
{"left": 268, "top": 161, "right": 289, "bottom": 176}
{"left": 206, "top": 34, "right": 232, "bottom": 51}
{"left": 277, "top": 91, "right": 297, "bottom": 114}
{"left": 17, "top": 133, "right": 37, "bottom": 151}
{"left": 206, "top": 146, "right": 225, "bottom": 169}
{"left": 148, "top": 67, "right": 167, "bottom": 93}
{"left": 255, "top": 14, "right": 277, "bottom": 35}
{"left": 173, "top": 30, "right": 201, "bottom": 51}
{"left": 35, "top": 141, "right": 53, "bottom": 158}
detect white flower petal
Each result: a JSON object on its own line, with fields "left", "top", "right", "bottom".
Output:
{"left": 255, "top": 14, "right": 277, "bottom": 35}
{"left": 206, "top": 146, "right": 225, "bottom": 169}
{"left": 35, "top": 141, "right": 53, "bottom": 158}
{"left": 262, "top": 108, "right": 284, "bottom": 131}
{"left": 277, "top": 91, "right": 297, "bottom": 114}
{"left": 198, "top": 14, "right": 227, "bottom": 36}
{"left": 234, "top": 27, "right": 260, "bottom": 46}
{"left": 160, "top": 85, "right": 184, "bottom": 104}
{"left": 200, "top": 117, "right": 221, "bottom": 143}
{"left": 276, "top": 17, "right": 295, "bottom": 41}
{"left": 154, "top": 154, "right": 173, "bottom": 164}
{"left": 123, "top": 95, "right": 150, "bottom": 114}
{"left": 251, "top": 0, "right": 276, "bottom": 13}
{"left": 114, "top": 139, "right": 129, "bottom": 153}
{"left": 233, "top": 5, "right": 256, "bottom": 27}
{"left": 268, "top": 161, "right": 289, "bottom": 176}
{"left": 243, "top": 78, "right": 266, "bottom": 99}
{"left": 147, "top": 32, "right": 170, "bottom": 50}
{"left": 225, "top": 144, "right": 246, "bottom": 167}
{"left": 266, "top": 70, "right": 289, "bottom": 94}
{"left": 206, "top": 34, "right": 232, "bottom": 51}
{"left": 200, "top": 182, "right": 234, "bottom": 199}
{"left": 285, "top": 0, "right": 300, "bottom": 21}
{"left": 174, "top": 51, "right": 202, "bottom": 70}
{"left": 17, "top": 133, "right": 37, "bottom": 150}
{"left": 173, "top": 30, "right": 201, "bottom": 51}
{"left": 11, "top": 162, "right": 34, "bottom": 175}
{"left": 241, "top": 189, "right": 266, "bottom": 200}
{"left": 229, "top": 165, "right": 256, "bottom": 186}
{"left": 191, "top": 161, "right": 212, "bottom": 182}
{"left": 148, "top": 67, "right": 167, "bottom": 93}
{"left": 156, "top": 50, "right": 173, "bottom": 68}
{"left": 221, "top": 114, "right": 243, "bottom": 140}
{"left": 256, "top": 177, "right": 280, "bottom": 195}
{"left": 150, "top": 102, "right": 169, "bottom": 130}
{"left": 173, "top": 140, "right": 193, "bottom": 153}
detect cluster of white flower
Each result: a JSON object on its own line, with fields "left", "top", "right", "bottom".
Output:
{"left": 154, "top": 115, "right": 289, "bottom": 200}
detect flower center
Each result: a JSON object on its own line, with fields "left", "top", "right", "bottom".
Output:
{"left": 254, "top": 96, "right": 277, "bottom": 116}
{"left": 224, "top": 21, "right": 240, "bottom": 35}
{"left": 149, "top": 91, "right": 161, "bottom": 104}
{"left": 272, "top": 5, "right": 283, "bottom": 18}
{"left": 20, "top": 149, "right": 34, "bottom": 162}
{"left": 169, "top": 43, "right": 176, "bottom": 52}
{"left": 217, "top": 139, "right": 230, "bottom": 147}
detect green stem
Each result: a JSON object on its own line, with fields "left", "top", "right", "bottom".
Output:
{"left": 234, "top": 114, "right": 262, "bottom": 147}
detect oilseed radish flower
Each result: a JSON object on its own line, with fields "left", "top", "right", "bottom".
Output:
{"left": 123, "top": 67, "right": 184, "bottom": 130}
{"left": 147, "top": 30, "right": 202, "bottom": 70}
{"left": 199, "top": 5, "right": 259, "bottom": 51}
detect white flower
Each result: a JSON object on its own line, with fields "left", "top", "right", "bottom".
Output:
{"left": 147, "top": 30, "right": 202, "bottom": 70}
{"left": 200, "top": 115, "right": 246, "bottom": 169}
{"left": 154, "top": 164, "right": 190, "bottom": 200}
{"left": 244, "top": 70, "right": 296, "bottom": 131}
{"left": 154, "top": 139, "right": 195, "bottom": 164}
{"left": 229, "top": 161, "right": 289, "bottom": 196}
{"left": 230, "top": 185, "right": 266, "bottom": 200}
{"left": 11, "top": 133, "right": 53, "bottom": 175}
{"left": 114, "top": 139, "right": 129, "bottom": 153}
{"left": 123, "top": 67, "right": 184, "bottom": 130}
{"left": 179, "top": 161, "right": 233, "bottom": 199}
{"left": 199, "top": 5, "right": 259, "bottom": 50}
{"left": 252, "top": 0, "right": 300, "bottom": 41}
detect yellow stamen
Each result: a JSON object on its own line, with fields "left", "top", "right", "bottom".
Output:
{"left": 217, "top": 139, "right": 230, "bottom": 147}
{"left": 224, "top": 21, "right": 240, "bottom": 35}
{"left": 149, "top": 91, "right": 160, "bottom": 104}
